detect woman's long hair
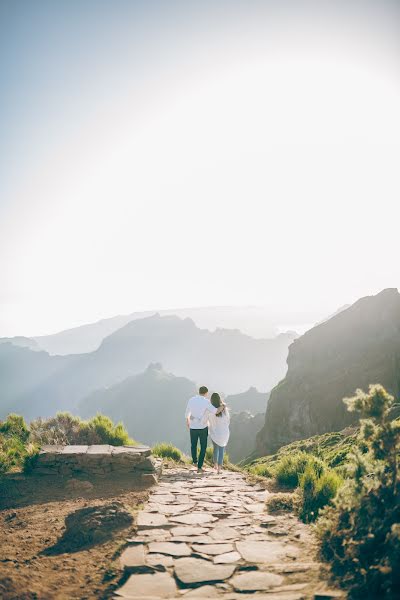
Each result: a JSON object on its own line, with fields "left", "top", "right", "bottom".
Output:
{"left": 211, "top": 392, "right": 225, "bottom": 418}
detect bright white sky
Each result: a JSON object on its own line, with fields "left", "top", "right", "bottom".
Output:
{"left": 1, "top": 1, "right": 400, "bottom": 337}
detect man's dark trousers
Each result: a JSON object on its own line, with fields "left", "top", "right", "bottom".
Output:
{"left": 190, "top": 427, "right": 208, "bottom": 469}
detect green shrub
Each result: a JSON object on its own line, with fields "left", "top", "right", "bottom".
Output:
{"left": 274, "top": 451, "right": 326, "bottom": 487}
{"left": 317, "top": 384, "right": 400, "bottom": 599}
{"left": 0, "top": 435, "right": 26, "bottom": 474}
{"left": 245, "top": 428, "right": 358, "bottom": 475}
{"left": 249, "top": 463, "right": 274, "bottom": 478}
{"left": 23, "top": 443, "right": 40, "bottom": 473}
{"left": 30, "top": 412, "right": 83, "bottom": 445}
{"left": 152, "top": 443, "right": 183, "bottom": 462}
{"left": 0, "top": 414, "right": 29, "bottom": 442}
{"left": 266, "top": 492, "right": 300, "bottom": 513}
{"left": 0, "top": 414, "right": 30, "bottom": 475}
{"left": 299, "top": 465, "right": 342, "bottom": 522}
{"left": 0, "top": 412, "right": 135, "bottom": 478}
{"left": 30, "top": 412, "right": 135, "bottom": 446}
{"left": 84, "top": 414, "right": 133, "bottom": 446}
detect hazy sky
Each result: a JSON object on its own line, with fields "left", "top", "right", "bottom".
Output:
{"left": 1, "top": 0, "right": 400, "bottom": 337}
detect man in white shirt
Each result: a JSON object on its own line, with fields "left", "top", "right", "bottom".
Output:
{"left": 185, "top": 386, "right": 222, "bottom": 473}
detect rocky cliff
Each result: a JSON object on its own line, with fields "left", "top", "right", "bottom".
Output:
{"left": 257, "top": 288, "right": 400, "bottom": 455}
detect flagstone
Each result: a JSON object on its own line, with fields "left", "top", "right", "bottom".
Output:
{"left": 230, "top": 571, "right": 284, "bottom": 591}
{"left": 208, "top": 526, "right": 240, "bottom": 541}
{"left": 213, "top": 551, "right": 241, "bottom": 564}
{"left": 171, "top": 495, "right": 192, "bottom": 503}
{"left": 192, "top": 543, "right": 234, "bottom": 555}
{"left": 182, "top": 585, "right": 221, "bottom": 597}
{"left": 243, "top": 533, "right": 271, "bottom": 541}
{"left": 149, "top": 494, "right": 176, "bottom": 503}
{"left": 147, "top": 503, "right": 195, "bottom": 515}
{"left": 136, "top": 512, "right": 170, "bottom": 529}
{"left": 225, "top": 518, "right": 252, "bottom": 526}
{"left": 114, "top": 572, "right": 177, "bottom": 598}
{"left": 128, "top": 528, "right": 171, "bottom": 542}
{"left": 257, "top": 515, "right": 278, "bottom": 527}
{"left": 148, "top": 541, "right": 192, "bottom": 556}
{"left": 267, "top": 527, "right": 288, "bottom": 537}
{"left": 238, "top": 527, "right": 264, "bottom": 536}
{"left": 170, "top": 526, "right": 210, "bottom": 536}
{"left": 172, "top": 535, "right": 214, "bottom": 543}
{"left": 174, "top": 557, "right": 236, "bottom": 585}
{"left": 243, "top": 491, "right": 269, "bottom": 499}
{"left": 169, "top": 513, "right": 218, "bottom": 525}
{"left": 145, "top": 553, "right": 174, "bottom": 567}
{"left": 270, "top": 562, "right": 318, "bottom": 573}
{"left": 119, "top": 545, "right": 145, "bottom": 568}
{"left": 196, "top": 502, "right": 226, "bottom": 510}
{"left": 245, "top": 503, "right": 265, "bottom": 513}
{"left": 62, "top": 445, "right": 88, "bottom": 454}
{"left": 236, "top": 541, "right": 300, "bottom": 563}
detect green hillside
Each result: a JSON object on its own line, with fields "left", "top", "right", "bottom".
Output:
{"left": 247, "top": 427, "right": 359, "bottom": 476}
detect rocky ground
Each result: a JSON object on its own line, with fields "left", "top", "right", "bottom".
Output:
{"left": 112, "top": 465, "right": 344, "bottom": 599}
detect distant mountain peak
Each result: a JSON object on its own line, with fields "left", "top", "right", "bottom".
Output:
{"left": 147, "top": 362, "right": 163, "bottom": 371}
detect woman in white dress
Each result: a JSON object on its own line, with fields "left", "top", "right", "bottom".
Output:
{"left": 208, "top": 392, "right": 230, "bottom": 473}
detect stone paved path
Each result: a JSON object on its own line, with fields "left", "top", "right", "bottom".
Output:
{"left": 113, "top": 466, "right": 342, "bottom": 600}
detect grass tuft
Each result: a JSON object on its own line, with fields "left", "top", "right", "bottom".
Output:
{"left": 152, "top": 443, "right": 183, "bottom": 462}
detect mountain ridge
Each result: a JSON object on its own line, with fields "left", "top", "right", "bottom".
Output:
{"left": 256, "top": 287, "right": 400, "bottom": 455}
{"left": 0, "top": 314, "right": 295, "bottom": 419}
{"left": 32, "top": 307, "right": 297, "bottom": 355}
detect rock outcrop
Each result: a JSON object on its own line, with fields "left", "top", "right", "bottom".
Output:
{"left": 32, "top": 444, "right": 161, "bottom": 481}
{"left": 257, "top": 288, "right": 400, "bottom": 455}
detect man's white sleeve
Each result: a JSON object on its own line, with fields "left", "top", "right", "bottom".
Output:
{"left": 208, "top": 403, "right": 218, "bottom": 415}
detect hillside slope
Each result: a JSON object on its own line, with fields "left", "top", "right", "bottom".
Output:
{"left": 257, "top": 288, "right": 400, "bottom": 454}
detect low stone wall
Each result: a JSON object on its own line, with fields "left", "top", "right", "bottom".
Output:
{"left": 32, "top": 445, "right": 161, "bottom": 482}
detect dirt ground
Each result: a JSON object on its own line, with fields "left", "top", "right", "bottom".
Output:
{"left": 0, "top": 474, "right": 149, "bottom": 600}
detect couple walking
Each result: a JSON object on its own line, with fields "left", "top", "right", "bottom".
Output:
{"left": 185, "top": 386, "right": 230, "bottom": 474}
